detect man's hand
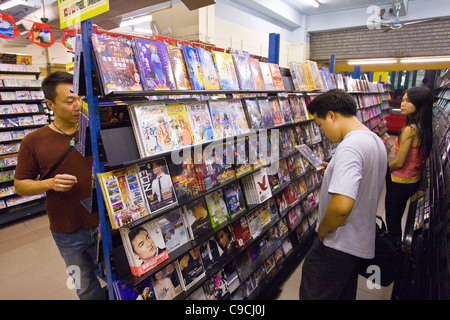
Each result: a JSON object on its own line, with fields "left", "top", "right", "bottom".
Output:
{"left": 317, "top": 194, "right": 354, "bottom": 242}
{"left": 52, "top": 174, "right": 78, "bottom": 192}
{"left": 317, "top": 161, "right": 328, "bottom": 176}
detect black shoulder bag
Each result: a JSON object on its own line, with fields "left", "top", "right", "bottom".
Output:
{"left": 40, "top": 145, "right": 74, "bottom": 181}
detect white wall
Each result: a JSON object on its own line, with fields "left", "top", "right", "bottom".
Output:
{"left": 0, "top": 41, "right": 73, "bottom": 71}
{"left": 214, "top": 0, "right": 309, "bottom": 67}
{"left": 307, "top": 0, "right": 450, "bottom": 32}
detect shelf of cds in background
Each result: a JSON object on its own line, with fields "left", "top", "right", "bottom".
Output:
{"left": 0, "top": 62, "right": 50, "bottom": 225}
{"left": 76, "top": 25, "right": 392, "bottom": 300}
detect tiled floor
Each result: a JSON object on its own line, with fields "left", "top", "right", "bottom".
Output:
{"left": 0, "top": 135, "right": 400, "bottom": 300}
{"left": 0, "top": 212, "right": 79, "bottom": 299}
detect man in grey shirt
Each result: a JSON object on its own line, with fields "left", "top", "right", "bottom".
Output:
{"left": 299, "top": 89, "right": 387, "bottom": 300}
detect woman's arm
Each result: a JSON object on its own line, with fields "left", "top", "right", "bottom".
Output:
{"left": 389, "top": 126, "right": 418, "bottom": 172}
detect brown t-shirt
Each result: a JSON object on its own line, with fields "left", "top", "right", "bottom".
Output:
{"left": 15, "top": 125, "right": 99, "bottom": 233}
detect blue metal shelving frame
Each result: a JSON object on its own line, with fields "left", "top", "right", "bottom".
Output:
{"left": 80, "top": 18, "right": 116, "bottom": 300}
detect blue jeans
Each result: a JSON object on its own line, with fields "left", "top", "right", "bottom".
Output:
{"left": 52, "top": 227, "right": 105, "bottom": 300}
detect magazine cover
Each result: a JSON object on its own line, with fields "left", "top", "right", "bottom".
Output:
{"left": 288, "top": 61, "right": 308, "bottom": 91}
{"left": 177, "top": 247, "right": 205, "bottom": 291}
{"left": 223, "top": 181, "right": 246, "bottom": 219}
{"left": 299, "top": 96, "right": 311, "bottom": 120}
{"left": 136, "top": 157, "right": 177, "bottom": 214}
{"left": 232, "top": 54, "right": 254, "bottom": 90}
{"left": 167, "top": 44, "right": 192, "bottom": 90}
{"left": 259, "top": 62, "right": 275, "bottom": 90}
{"left": 98, "top": 165, "right": 149, "bottom": 229}
{"left": 182, "top": 198, "right": 213, "bottom": 239}
{"left": 295, "top": 144, "right": 324, "bottom": 171}
{"left": 182, "top": 45, "right": 205, "bottom": 90}
{"left": 208, "top": 100, "right": 236, "bottom": 138}
{"left": 119, "top": 219, "right": 169, "bottom": 276}
{"left": 91, "top": 33, "right": 143, "bottom": 94}
{"left": 165, "top": 103, "right": 194, "bottom": 147}
{"left": 231, "top": 216, "right": 252, "bottom": 249}
{"left": 215, "top": 226, "right": 237, "bottom": 259}
{"left": 278, "top": 97, "right": 293, "bottom": 123}
{"left": 129, "top": 103, "right": 174, "bottom": 157}
{"left": 243, "top": 98, "right": 263, "bottom": 129}
{"left": 199, "top": 237, "right": 224, "bottom": 271}
{"left": 150, "top": 262, "right": 183, "bottom": 300}
{"left": 196, "top": 47, "right": 220, "bottom": 90}
{"left": 235, "top": 137, "right": 252, "bottom": 177}
{"left": 203, "top": 269, "right": 230, "bottom": 300}
{"left": 268, "top": 63, "right": 285, "bottom": 90}
{"left": 307, "top": 60, "right": 324, "bottom": 91}
{"left": 204, "top": 189, "right": 231, "bottom": 228}
{"left": 159, "top": 208, "right": 189, "bottom": 253}
{"left": 246, "top": 202, "right": 271, "bottom": 238}
{"left": 185, "top": 101, "right": 215, "bottom": 143}
{"left": 212, "top": 51, "right": 240, "bottom": 90}
{"left": 114, "top": 278, "right": 156, "bottom": 300}
{"left": 252, "top": 168, "right": 273, "bottom": 203}
{"left": 257, "top": 99, "right": 275, "bottom": 128}
{"left": 268, "top": 97, "right": 284, "bottom": 126}
{"left": 216, "top": 139, "right": 236, "bottom": 185}
{"left": 301, "top": 61, "right": 316, "bottom": 91}
{"left": 287, "top": 97, "right": 299, "bottom": 123}
{"left": 194, "top": 149, "right": 219, "bottom": 191}
{"left": 320, "top": 66, "right": 334, "bottom": 90}
{"left": 132, "top": 38, "right": 176, "bottom": 90}
{"left": 169, "top": 153, "right": 199, "bottom": 203}
{"left": 248, "top": 58, "right": 266, "bottom": 90}
{"left": 227, "top": 100, "right": 250, "bottom": 135}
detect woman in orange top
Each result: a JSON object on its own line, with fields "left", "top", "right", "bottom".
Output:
{"left": 385, "top": 86, "right": 433, "bottom": 241}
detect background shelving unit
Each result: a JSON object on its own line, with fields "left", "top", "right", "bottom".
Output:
{"left": 0, "top": 64, "right": 50, "bottom": 226}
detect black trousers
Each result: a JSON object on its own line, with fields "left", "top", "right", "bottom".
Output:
{"left": 299, "top": 236, "right": 363, "bottom": 300}
{"left": 384, "top": 180, "right": 420, "bottom": 239}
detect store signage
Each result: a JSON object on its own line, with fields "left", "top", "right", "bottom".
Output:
{"left": 0, "top": 13, "right": 20, "bottom": 39}
{"left": 58, "top": 0, "right": 109, "bottom": 29}
{"left": 62, "top": 29, "right": 76, "bottom": 51}
{"left": 28, "top": 22, "right": 55, "bottom": 47}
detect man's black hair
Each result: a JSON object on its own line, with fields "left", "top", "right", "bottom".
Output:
{"left": 306, "top": 89, "right": 357, "bottom": 119}
{"left": 42, "top": 71, "right": 73, "bottom": 102}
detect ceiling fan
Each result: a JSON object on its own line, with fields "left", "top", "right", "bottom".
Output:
{"left": 381, "top": 2, "right": 437, "bottom": 32}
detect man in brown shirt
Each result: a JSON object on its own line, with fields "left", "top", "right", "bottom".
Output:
{"left": 14, "top": 71, "right": 104, "bottom": 300}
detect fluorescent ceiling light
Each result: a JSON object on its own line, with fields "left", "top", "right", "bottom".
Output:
{"left": 132, "top": 27, "right": 153, "bottom": 35}
{"left": 347, "top": 59, "right": 397, "bottom": 65}
{"left": 120, "top": 14, "right": 152, "bottom": 27}
{"left": 0, "top": 0, "right": 23, "bottom": 10}
{"left": 303, "top": 0, "right": 320, "bottom": 8}
{"left": 400, "top": 57, "right": 450, "bottom": 63}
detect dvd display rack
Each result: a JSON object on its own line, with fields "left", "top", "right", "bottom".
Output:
{"left": 391, "top": 80, "right": 449, "bottom": 300}
{"left": 77, "top": 19, "right": 392, "bottom": 300}
{"left": 0, "top": 62, "right": 50, "bottom": 225}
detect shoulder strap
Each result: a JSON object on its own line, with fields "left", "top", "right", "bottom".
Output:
{"left": 41, "top": 146, "right": 74, "bottom": 180}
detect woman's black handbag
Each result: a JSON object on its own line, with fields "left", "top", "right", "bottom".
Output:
{"left": 359, "top": 216, "right": 403, "bottom": 287}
